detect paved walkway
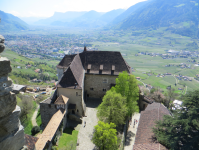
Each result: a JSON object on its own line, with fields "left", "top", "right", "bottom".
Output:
{"left": 32, "top": 105, "right": 40, "bottom": 127}
{"left": 76, "top": 98, "right": 101, "bottom": 150}
{"left": 124, "top": 113, "right": 140, "bottom": 150}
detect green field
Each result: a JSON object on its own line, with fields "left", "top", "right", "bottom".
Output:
{"left": 91, "top": 41, "right": 199, "bottom": 93}
{"left": 1, "top": 49, "right": 58, "bottom": 86}
{"left": 56, "top": 128, "right": 78, "bottom": 150}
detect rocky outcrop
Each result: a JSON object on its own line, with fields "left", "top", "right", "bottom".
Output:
{"left": 0, "top": 35, "right": 5, "bottom": 53}
{"left": 0, "top": 35, "right": 25, "bottom": 149}
{"left": 0, "top": 125, "right": 25, "bottom": 150}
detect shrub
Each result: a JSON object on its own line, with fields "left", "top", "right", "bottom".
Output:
{"left": 31, "top": 126, "right": 40, "bottom": 135}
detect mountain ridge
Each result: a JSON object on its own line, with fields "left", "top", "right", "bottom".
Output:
{"left": 116, "top": 0, "right": 199, "bottom": 38}
{"left": 0, "top": 10, "right": 28, "bottom": 32}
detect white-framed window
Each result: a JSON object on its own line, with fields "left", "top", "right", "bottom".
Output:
{"left": 103, "top": 79, "right": 108, "bottom": 83}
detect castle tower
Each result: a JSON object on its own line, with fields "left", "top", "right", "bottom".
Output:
{"left": 0, "top": 35, "right": 25, "bottom": 150}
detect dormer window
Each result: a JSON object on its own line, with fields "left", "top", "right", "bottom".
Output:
{"left": 100, "top": 65, "right": 103, "bottom": 70}
{"left": 111, "top": 65, "right": 115, "bottom": 75}
{"left": 87, "top": 64, "right": 91, "bottom": 73}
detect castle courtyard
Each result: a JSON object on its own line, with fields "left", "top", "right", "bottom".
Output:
{"left": 76, "top": 98, "right": 102, "bottom": 150}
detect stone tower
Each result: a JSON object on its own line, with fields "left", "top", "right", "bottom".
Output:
{"left": 0, "top": 35, "right": 25, "bottom": 149}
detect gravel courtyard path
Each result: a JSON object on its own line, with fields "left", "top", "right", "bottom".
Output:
{"left": 124, "top": 113, "right": 140, "bottom": 150}
{"left": 76, "top": 98, "right": 101, "bottom": 150}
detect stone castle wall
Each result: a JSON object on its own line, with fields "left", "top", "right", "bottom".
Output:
{"left": 84, "top": 74, "right": 117, "bottom": 98}
{"left": 0, "top": 35, "right": 25, "bottom": 150}
{"left": 40, "top": 100, "right": 68, "bottom": 129}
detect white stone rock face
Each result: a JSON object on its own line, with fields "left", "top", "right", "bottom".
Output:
{"left": 0, "top": 35, "right": 25, "bottom": 150}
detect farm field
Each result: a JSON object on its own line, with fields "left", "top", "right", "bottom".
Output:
{"left": 1, "top": 49, "right": 58, "bottom": 86}
{"left": 93, "top": 42, "right": 199, "bottom": 93}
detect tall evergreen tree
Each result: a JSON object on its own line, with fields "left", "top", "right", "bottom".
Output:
{"left": 153, "top": 90, "right": 199, "bottom": 150}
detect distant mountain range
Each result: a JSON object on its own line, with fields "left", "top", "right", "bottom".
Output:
{"left": 20, "top": 17, "right": 47, "bottom": 24}
{"left": 1, "top": 0, "right": 199, "bottom": 38}
{"left": 0, "top": 10, "right": 28, "bottom": 32}
{"left": 34, "top": 11, "right": 88, "bottom": 25}
{"left": 36, "top": 9, "right": 125, "bottom": 28}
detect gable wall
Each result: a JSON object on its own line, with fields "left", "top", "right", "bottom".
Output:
{"left": 57, "top": 88, "right": 83, "bottom": 117}
{"left": 84, "top": 74, "right": 117, "bottom": 99}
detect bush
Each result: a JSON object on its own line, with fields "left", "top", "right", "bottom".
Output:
{"left": 31, "top": 126, "right": 40, "bottom": 135}
{"left": 52, "top": 136, "right": 58, "bottom": 145}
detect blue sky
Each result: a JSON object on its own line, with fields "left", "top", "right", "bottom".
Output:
{"left": 0, "top": 0, "right": 146, "bottom": 17}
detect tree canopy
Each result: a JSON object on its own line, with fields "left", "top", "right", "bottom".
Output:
{"left": 97, "top": 90, "right": 127, "bottom": 125}
{"left": 92, "top": 121, "right": 118, "bottom": 150}
{"left": 153, "top": 90, "right": 199, "bottom": 150}
{"left": 113, "top": 71, "right": 139, "bottom": 116}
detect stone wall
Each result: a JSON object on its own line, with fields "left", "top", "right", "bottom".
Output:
{"left": 0, "top": 35, "right": 25, "bottom": 150}
{"left": 40, "top": 99, "right": 68, "bottom": 129}
{"left": 84, "top": 74, "right": 117, "bottom": 98}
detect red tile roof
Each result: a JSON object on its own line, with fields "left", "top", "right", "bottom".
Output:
{"left": 25, "top": 134, "right": 38, "bottom": 150}
{"left": 54, "top": 95, "right": 69, "bottom": 105}
{"left": 35, "top": 109, "right": 66, "bottom": 150}
{"left": 133, "top": 102, "right": 170, "bottom": 150}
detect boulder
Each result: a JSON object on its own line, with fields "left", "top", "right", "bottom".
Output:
{"left": 0, "top": 92, "right": 17, "bottom": 118}
{"left": 0, "top": 125, "right": 25, "bottom": 150}
{"left": 0, "top": 57, "right": 12, "bottom": 76}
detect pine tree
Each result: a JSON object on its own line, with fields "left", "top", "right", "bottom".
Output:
{"left": 153, "top": 90, "right": 199, "bottom": 150}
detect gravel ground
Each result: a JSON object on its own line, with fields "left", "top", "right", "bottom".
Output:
{"left": 76, "top": 98, "right": 101, "bottom": 150}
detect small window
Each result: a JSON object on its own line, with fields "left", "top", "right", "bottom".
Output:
{"left": 103, "top": 79, "right": 108, "bottom": 83}
{"left": 76, "top": 92, "right": 78, "bottom": 96}
{"left": 77, "top": 109, "right": 79, "bottom": 112}
{"left": 90, "top": 88, "right": 94, "bottom": 91}
{"left": 103, "top": 88, "right": 106, "bottom": 92}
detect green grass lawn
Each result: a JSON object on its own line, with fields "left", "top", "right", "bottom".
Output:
{"left": 36, "top": 109, "right": 42, "bottom": 127}
{"left": 23, "top": 101, "right": 37, "bottom": 135}
{"left": 56, "top": 128, "right": 78, "bottom": 150}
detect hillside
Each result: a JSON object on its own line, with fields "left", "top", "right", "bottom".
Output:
{"left": 0, "top": 10, "right": 28, "bottom": 32}
{"left": 117, "top": 0, "right": 199, "bottom": 38}
{"left": 110, "top": 0, "right": 153, "bottom": 26}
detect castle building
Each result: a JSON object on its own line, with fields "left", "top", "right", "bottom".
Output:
{"left": 40, "top": 50, "right": 132, "bottom": 129}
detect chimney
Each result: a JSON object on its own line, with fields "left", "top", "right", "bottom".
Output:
{"left": 84, "top": 46, "right": 87, "bottom": 52}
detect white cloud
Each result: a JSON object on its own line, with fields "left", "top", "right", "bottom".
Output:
{"left": 8, "top": 11, "right": 20, "bottom": 16}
